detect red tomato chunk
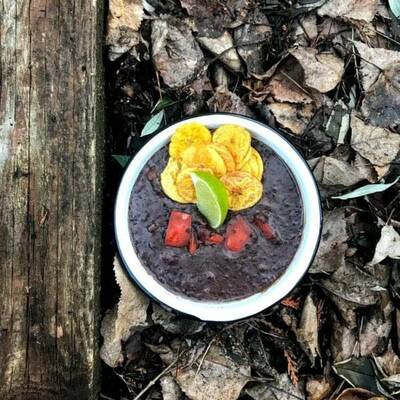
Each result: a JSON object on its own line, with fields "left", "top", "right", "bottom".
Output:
{"left": 188, "top": 230, "right": 199, "bottom": 255}
{"left": 207, "top": 233, "right": 224, "bottom": 245}
{"left": 224, "top": 216, "right": 251, "bottom": 252}
{"left": 164, "top": 211, "right": 192, "bottom": 247}
{"left": 253, "top": 214, "right": 275, "bottom": 240}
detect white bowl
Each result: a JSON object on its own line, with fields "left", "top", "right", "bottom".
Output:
{"left": 115, "top": 114, "right": 322, "bottom": 321}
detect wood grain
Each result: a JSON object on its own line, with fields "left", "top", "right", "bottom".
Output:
{"left": 0, "top": 1, "right": 103, "bottom": 398}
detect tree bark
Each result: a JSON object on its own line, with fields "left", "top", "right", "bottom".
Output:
{"left": 0, "top": 1, "right": 103, "bottom": 399}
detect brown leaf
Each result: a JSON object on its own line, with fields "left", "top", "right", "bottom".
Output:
{"left": 361, "top": 63, "right": 400, "bottom": 128}
{"left": 246, "top": 374, "right": 304, "bottom": 400}
{"left": 353, "top": 41, "right": 400, "bottom": 91}
{"left": 292, "top": 14, "right": 318, "bottom": 42}
{"left": 317, "top": 0, "right": 379, "bottom": 22}
{"left": 197, "top": 31, "right": 242, "bottom": 72}
{"left": 359, "top": 292, "right": 393, "bottom": 357}
{"left": 311, "top": 156, "right": 367, "bottom": 187}
{"left": 374, "top": 342, "right": 400, "bottom": 377}
{"left": 152, "top": 19, "right": 205, "bottom": 88}
{"left": 268, "top": 102, "right": 315, "bottom": 135}
{"left": 234, "top": 23, "right": 271, "bottom": 75}
{"left": 369, "top": 225, "right": 400, "bottom": 266}
{"left": 330, "top": 311, "right": 357, "bottom": 362}
{"left": 306, "top": 376, "right": 334, "bottom": 400}
{"left": 208, "top": 86, "right": 253, "bottom": 116}
{"left": 106, "top": 0, "right": 143, "bottom": 61}
{"left": 175, "top": 344, "right": 250, "bottom": 400}
{"left": 336, "top": 388, "right": 385, "bottom": 400}
{"left": 100, "top": 257, "right": 150, "bottom": 368}
{"left": 151, "top": 303, "right": 205, "bottom": 335}
{"left": 289, "top": 47, "right": 345, "bottom": 93}
{"left": 310, "top": 208, "right": 348, "bottom": 274}
{"left": 350, "top": 114, "right": 400, "bottom": 174}
{"left": 296, "top": 294, "right": 320, "bottom": 365}
{"left": 160, "top": 375, "right": 182, "bottom": 400}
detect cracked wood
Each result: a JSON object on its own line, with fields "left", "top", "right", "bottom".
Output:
{"left": 0, "top": 1, "right": 103, "bottom": 399}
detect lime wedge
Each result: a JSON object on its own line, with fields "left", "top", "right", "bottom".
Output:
{"left": 191, "top": 171, "right": 229, "bottom": 229}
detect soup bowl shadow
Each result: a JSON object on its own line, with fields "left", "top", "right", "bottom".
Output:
{"left": 115, "top": 113, "right": 322, "bottom": 322}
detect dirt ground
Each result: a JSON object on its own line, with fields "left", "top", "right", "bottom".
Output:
{"left": 101, "top": 1, "right": 400, "bottom": 399}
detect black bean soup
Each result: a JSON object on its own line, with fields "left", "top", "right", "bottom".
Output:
{"left": 128, "top": 140, "right": 303, "bottom": 301}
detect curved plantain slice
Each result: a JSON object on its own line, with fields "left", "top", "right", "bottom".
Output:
{"left": 181, "top": 144, "right": 227, "bottom": 177}
{"left": 208, "top": 143, "right": 236, "bottom": 172}
{"left": 169, "top": 123, "right": 212, "bottom": 159}
{"left": 221, "top": 171, "right": 263, "bottom": 211}
{"left": 236, "top": 146, "right": 252, "bottom": 170}
{"left": 240, "top": 147, "right": 264, "bottom": 180}
{"left": 176, "top": 167, "right": 212, "bottom": 203}
{"left": 160, "top": 159, "right": 188, "bottom": 203}
{"left": 212, "top": 124, "right": 251, "bottom": 167}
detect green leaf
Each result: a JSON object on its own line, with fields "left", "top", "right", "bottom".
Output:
{"left": 152, "top": 96, "right": 174, "bottom": 113}
{"left": 141, "top": 110, "right": 165, "bottom": 137}
{"left": 389, "top": 0, "right": 400, "bottom": 18}
{"left": 112, "top": 155, "right": 131, "bottom": 168}
{"left": 332, "top": 177, "right": 400, "bottom": 200}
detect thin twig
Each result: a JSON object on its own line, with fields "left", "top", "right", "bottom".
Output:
{"left": 133, "top": 358, "right": 179, "bottom": 400}
{"left": 279, "top": 70, "right": 313, "bottom": 97}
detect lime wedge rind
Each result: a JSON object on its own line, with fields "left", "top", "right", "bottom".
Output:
{"left": 191, "top": 171, "right": 228, "bottom": 229}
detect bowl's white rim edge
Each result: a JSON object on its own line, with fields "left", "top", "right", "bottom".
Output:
{"left": 115, "top": 114, "right": 322, "bottom": 322}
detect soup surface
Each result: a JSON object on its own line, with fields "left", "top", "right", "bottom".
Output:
{"left": 128, "top": 140, "right": 303, "bottom": 301}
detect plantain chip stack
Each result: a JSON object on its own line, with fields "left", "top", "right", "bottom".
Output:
{"left": 160, "top": 122, "right": 264, "bottom": 210}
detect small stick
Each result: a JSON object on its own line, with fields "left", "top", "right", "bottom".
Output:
{"left": 133, "top": 358, "right": 179, "bottom": 400}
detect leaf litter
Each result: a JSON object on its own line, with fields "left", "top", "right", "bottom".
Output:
{"left": 103, "top": 0, "right": 400, "bottom": 398}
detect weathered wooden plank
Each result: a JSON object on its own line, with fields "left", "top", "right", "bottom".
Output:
{"left": 0, "top": 1, "right": 103, "bottom": 399}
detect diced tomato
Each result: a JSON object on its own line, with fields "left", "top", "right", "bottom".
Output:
{"left": 188, "top": 230, "right": 199, "bottom": 255}
{"left": 253, "top": 214, "right": 275, "bottom": 240}
{"left": 198, "top": 226, "right": 212, "bottom": 244}
{"left": 224, "top": 216, "right": 251, "bottom": 252}
{"left": 207, "top": 233, "right": 224, "bottom": 245}
{"left": 164, "top": 211, "right": 192, "bottom": 247}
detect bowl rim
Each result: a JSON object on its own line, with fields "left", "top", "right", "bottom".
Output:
{"left": 115, "top": 113, "right": 322, "bottom": 321}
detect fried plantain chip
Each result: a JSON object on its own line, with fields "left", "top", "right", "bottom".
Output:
{"left": 212, "top": 124, "right": 251, "bottom": 168}
{"left": 221, "top": 171, "right": 263, "bottom": 210}
{"left": 208, "top": 143, "right": 236, "bottom": 172}
{"left": 181, "top": 144, "right": 227, "bottom": 177}
{"left": 169, "top": 123, "right": 212, "bottom": 159}
{"left": 160, "top": 159, "right": 188, "bottom": 203}
{"left": 240, "top": 147, "right": 264, "bottom": 180}
{"left": 176, "top": 167, "right": 213, "bottom": 202}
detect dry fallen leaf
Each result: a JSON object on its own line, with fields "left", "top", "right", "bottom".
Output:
{"left": 152, "top": 19, "right": 205, "bottom": 88}
{"left": 350, "top": 114, "right": 400, "bottom": 176}
{"left": 311, "top": 208, "right": 348, "bottom": 274}
{"left": 234, "top": 23, "right": 271, "bottom": 75}
{"left": 353, "top": 41, "right": 400, "bottom": 91}
{"left": 197, "top": 31, "right": 242, "bottom": 72}
{"left": 317, "top": 0, "right": 379, "bottom": 22}
{"left": 374, "top": 342, "right": 400, "bottom": 378}
{"left": 359, "top": 292, "right": 393, "bottom": 357}
{"left": 321, "top": 261, "right": 389, "bottom": 308}
{"left": 100, "top": 257, "right": 150, "bottom": 368}
{"left": 152, "top": 303, "right": 205, "bottom": 335}
{"left": 330, "top": 311, "right": 358, "bottom": 362}
{"left": 306, "top": 376, "right": 334, "bottom": 400}
{"left": 246, "top": 374, "right": 304, "bottom": 400}
{"left": 336, "top": 388, "right": 385, "bottom": 400}
{"left": 311, "top": 156, "right": 367, "bottom": 187}
{"left": 175, "top": 344, "right": 250, "bottom": 400}
{"left": 369, "top": 225, "right": 400, "bottom": 265}
{"left": 289, "top": 47, "right": 345, "bottom": 93}
{"left": 106, "top": 0, "right": 144, "bottom": 61}
{"left": 296, "top": 294, "right": 320, "bottom": 365}
{"left": 208, "top": 86, "right": 254, "bottom": 116}
{"left": 160, "top": 375, "right": 182, "bottom": 400}
{"left": 268, "top": 102, "right": 315, "bottom": 135}
{"left": 361, "top": 62, "right": 400, "bottom": 128}
{"left": 292, "top": 14, "right": 318, "bottom": 43}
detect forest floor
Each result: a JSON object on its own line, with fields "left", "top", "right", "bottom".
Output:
{"left": 100, "top": 1, "right": 400, "bottom": 399}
